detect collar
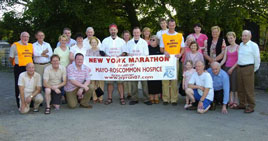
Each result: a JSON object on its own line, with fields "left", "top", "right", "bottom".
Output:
{"left": 73, "top": 63, "right": 84, "bottom": 70}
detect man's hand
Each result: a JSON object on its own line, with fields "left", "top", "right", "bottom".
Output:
{"left": 198, "top": 86, "right": 205, "bottom": 92}
{"left": 83, "top": 85, "right": 89, "bottom": 92}
{"left": 228, "top": 68, "right": 233, "bottom": 75}
{"left": 221, "top": 105, "right": 228, "bottom": 114}
{"left": 20, "top": 103, "right": 26, "bottom": 112}
{"left": 77, "top": 88, "right": 84, "bottom": 99}
{"left": 55, "top": 88, "right": 61, "bottom": 94}
{"left": 41, "top": 49, "right": 49, "bottom": 57}
{"left": 164, "top": 52, "right": 170, "bottom": 58}
{"left": 198, "top": 101, "right": 203, "bottom": 110}
{"left": 25, "top": 96, "right": 32, "bottom": 104}
{"left": 175, "top": 53, "right": 182, "bottom": 58}
{"left": 51, "top": 86, "right": 58, "bottom": 91}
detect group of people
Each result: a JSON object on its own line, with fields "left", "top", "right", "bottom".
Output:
{"left": 9, "top": 18, "right": 260, "bottom": 115}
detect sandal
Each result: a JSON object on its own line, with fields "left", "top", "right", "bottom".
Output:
{"left": 104, "top": 98, "right": 113, "bottom": 105}
{"left": 44, "top": 107, "right": 51, "bottom": 114}
{"left": 120, "top": 98, "right": 126, "bottom": 105}
{"left": 230, "top": 103, "right": 238, "bottom": 109}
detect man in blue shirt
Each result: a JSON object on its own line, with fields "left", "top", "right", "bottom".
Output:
{"left": 207, "top": 62, "right": 230, "bottom": 114}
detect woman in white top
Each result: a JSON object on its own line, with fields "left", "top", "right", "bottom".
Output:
{"left": 69, "top": 33, "right": 88, "bottom": 63}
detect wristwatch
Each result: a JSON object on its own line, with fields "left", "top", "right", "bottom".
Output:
{"left": 200, "top": 100, "right": 204, "bottom": 102}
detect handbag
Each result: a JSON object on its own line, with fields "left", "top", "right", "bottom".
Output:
{"left": 95, "top": 87, "right": 104, "bottom": 97}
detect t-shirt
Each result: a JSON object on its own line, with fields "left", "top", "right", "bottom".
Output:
{"left": 156, "top": 29, "right": 168, "bottom": 40}
{"left": 53, "top": 47, "right": 70, "bottom": 67}
{"left": 188, "top": 71, "right": 214, "bottom": 101}
{"left": 70, "top": 45, "right": 88, "bottom": 57}
{"left": 57, "top": 38, "right": 77, "bottom": 48}
{"left": 160, "top": 31, "right": 185, "bottom": 48}
{"left": 43, "top": 64, "right": 66, "bottom": 86}
{"left": 18, "top": 72, "right": 41, "bottom": 94}
{"left": 100, "top": 36, "right": 125, "bottom": 56}
{"left": 126, "top": 38, "right": 149, "bottom": 56}
{"left": 183, "top": 68, "right": 196, "bottom": 89}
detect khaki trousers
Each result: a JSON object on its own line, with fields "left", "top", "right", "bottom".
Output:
{"left": 35, "top": 63, "right": 49, "bottom": 79}
{"left": 131, "top": 81, "right": 149, "bottom": 101}
{"left": 20, "top": 93, "right": 43, "bottom": 114}
{"left": 237, "top": 65, "right": 255, "bottom": 109}
{"left": 124, "top": 81, "right": 132, "bottom": 95}
{"left": 91, "top": 80, "right": 104, "bottom": 101}
{"left": 162, "top": 60, "right": 180, "bottom": 103}
{"left": 66, "top": 84, "right": 94, "bottom": 108}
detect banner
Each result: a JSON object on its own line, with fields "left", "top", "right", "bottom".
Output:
{"left": 84, "top": 55, "right": 177, "bottom": 81}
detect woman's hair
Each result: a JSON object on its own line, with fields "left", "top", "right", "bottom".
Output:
{"left": 121, "top": 30, "right": 132, "bottom": 39}
{"left": 193, "top": 23, "right": 202, "bottom": 28}
{"left": 150, "top": 35, "right": 159, "bottom": 45}
{"left": 75, "top": 33, "right": 84, "bottom": 39}
{"left": 226, "top": 31, "right": 236, "bottom": 38}
{"left": 211, "top": 26, "right": 221, "bottom": 33}
{"left": 142, "top": 27, "right": 151, "bottom": 38}
{"left": 185, "top": 60, "right": 193, "bottom": 66}
{"left": 58, "top": 34, "right": 68, "bottom": 41}
{"left": 189, "top": 41, "right": 199, "bottom": 51}
{"left": 89, "top": 36, "right": 99, "bottom": 45}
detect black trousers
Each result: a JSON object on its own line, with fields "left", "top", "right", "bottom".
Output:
{"left": 14, "top": 65, "right": 26, "bottom": 108}
{"left": 214, "top": 90, "right": 224, "bottom": 104}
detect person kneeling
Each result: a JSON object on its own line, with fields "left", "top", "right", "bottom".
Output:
{"left": 18, "top": 63, "right": 43, "bottom": 114}
{"left": 43, "top": 55, "right": 67, "bottom": 114}
{"left": 185, "top": 61, "right": 214, "bottom": 114}
{"left": 64, "top": 53, "right": 94, "bottom": 109}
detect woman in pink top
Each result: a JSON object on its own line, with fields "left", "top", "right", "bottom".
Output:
{"left": 220, "top": 32, "right": 239, "bottom": 108}
{"left": 190, "top": 23, "right": 208, "bottom": 54}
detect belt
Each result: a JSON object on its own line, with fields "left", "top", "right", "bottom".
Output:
{"left": 238, "top": 64, "right": 254, "bottom": 67}
{"left": 35, "top": 63, "right": 49, "bottom": 65}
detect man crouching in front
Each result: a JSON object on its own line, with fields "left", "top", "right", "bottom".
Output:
{"left": 18, "top": 63, "right": 43, "bottom": 114}
{"left": 185, "top": 61, "right": 214, "bottom": 114}
{"left": 64, "top": 53, "right": 94, "bottom": 109}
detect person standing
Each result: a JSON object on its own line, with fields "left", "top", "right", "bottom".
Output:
{"left": 54, "top": 35, "right": 70, "bottom": 67}
{"left": 156, "top": 18, "right": 168, "bottom": 40}
{"left": 122, "top": 30, "right": 132, "bottom": 100}
{"left": 190, "top": 23, "right": 208, "bottom": 54}
{"left": 57, "top": 27, "right": 77, "bottom": 48}
{"left": 127, "top": 27, "right": 151, "bottom": 105}
{"left": 69, "top": 33, "right": 88, "bottom": 63}
{"left": 236, "top": 30, "right": 260, "bottom": 113}
{"left": 9, "top": 32, "right": 33, "bottom": 108}
{"left": 83, "top": 27, "right": 102, "bottom": 49}
{"left": 160, "top": 19, "right": 185, "bottom": 105}
{"left": 33, "top": 31, "right": 53, "bottom": 81}
{"left": 100, "top": 24, "right": 126, "bottom": 105}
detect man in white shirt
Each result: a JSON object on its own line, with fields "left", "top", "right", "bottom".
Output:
{"left": 83, "top": 27, "right": 102, "bottom": 49}
{"left": 33, "top": 31, "right": 53, "bottom": 80}
{"left": 236, "top": 30, "right": 260, "bottom": 113}
{"left": 57, "top": 27, "right": 77, "bottom": 48}
{"left": 186, "top": 61, "right": 214, "bottom": 114}
{"left": 156, "top": 18, "right": 169, "bottom": 40}
{"left": 126, "top": 27, "right": 151, "bottom": 105}
{"left": 100, "top": 24, "right": 126, "bottom": 105}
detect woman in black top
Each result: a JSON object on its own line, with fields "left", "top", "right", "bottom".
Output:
{"left": 148, "top": 35, "right": 163, "bottom": 104}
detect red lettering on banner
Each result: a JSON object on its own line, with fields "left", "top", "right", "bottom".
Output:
{"left": 89, "top": 58, "right": 103, "bottom": 63}
{"left": 142, "top": 67, "right": 162, "bottom": 72}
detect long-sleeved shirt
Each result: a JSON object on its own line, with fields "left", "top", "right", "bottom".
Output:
{"left": 238, "top": 40, "right": 260, "bottom": 72}
{"left": 207, "top": 68, "right": 229, "bottom": 104}
{"left": 33, "top": 41, "right": 53, "bottom": 63}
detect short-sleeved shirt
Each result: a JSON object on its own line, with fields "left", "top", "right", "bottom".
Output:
{"left": 53, "top": 47, "right": 70, "bottom": 67}
{"left": 190, "top": 33, "right": 208, "bottom": 48}
{"left": 83, "top": 37, "right": 102, "bottom": 49}
{"left": 160, "top": 31, "right": 185, "bottom": 48}
{"left": 188, "top": 71, "right": 214, "bottom": 101}
{"left": 18, "top": 72, "right": 42, "bottom": 94}
{"left": 9, "top": 41, "right": 32, "bottom": 65}
{"left": 183, "top": 68, "right": 196, "bottom": 89}
{"left": 156, "top": 29, "right": 168, "bottom": 40}
{"left": 126, "top": 38, "right": 149, "bottom": 56}
{"left": 100, "top": 36, "right": 125, "bottom": 56}
{"left": 43, "top": 64, "right": 66, "bottom": 86}
{"left": 70, "top": 45, "right": 88, "bottom": 57}
{"left": 64, "top": 63, "right": 91, "bottom": 92}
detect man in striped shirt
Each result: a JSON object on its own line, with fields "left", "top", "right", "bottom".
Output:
{"left": 64, "top": 53, "right": 94, "bottom": 109}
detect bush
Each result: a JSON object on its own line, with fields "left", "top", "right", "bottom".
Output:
{"left": 260, "top": 51, "right": 268, "bottom": 62}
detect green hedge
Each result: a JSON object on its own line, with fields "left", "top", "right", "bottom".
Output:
{"left": 261, "top": 51, "right": 268, "bottom": 62}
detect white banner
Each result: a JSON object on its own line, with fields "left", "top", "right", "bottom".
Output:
{"left": 84, "top": 55, "right": 177, "bottom": 81}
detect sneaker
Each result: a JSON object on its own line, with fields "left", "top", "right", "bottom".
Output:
{"left": 184, "top": 104, "right": 192, "bottom": 109}
{"left": 144, "top": 101, "right": 152, "bottom": 105}
{"left": 129, "top": 101, "right": 138, "bottom": 105}
{"left": 33, "top": 108, "right": 39, "bottom": 112}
